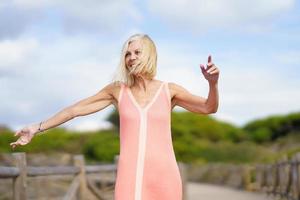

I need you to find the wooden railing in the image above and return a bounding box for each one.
[0,152,188,200]
[255,152,300,200]
[0,152,117,200]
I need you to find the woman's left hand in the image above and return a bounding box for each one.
[200,55,220,84]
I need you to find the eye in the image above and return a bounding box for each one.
[125,52,130,57]
[135,50,141,55]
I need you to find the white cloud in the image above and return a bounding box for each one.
[0,0,141,38]
[11,0,53,9]
[2,34,300,131]
[154,41,300,126]
[155,41,208,92]
[147,0,295,33]
[55,0,142,33]
[275,50,300,65]
[0,38,38,66]
[65,119,113,132]
[0,35,121,131]
[213,54,300,126]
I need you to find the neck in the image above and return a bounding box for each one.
[133,75,154,91]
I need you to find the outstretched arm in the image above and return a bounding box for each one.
[10,82,115,149]
[37,82,114,131]
[172,55,219,114]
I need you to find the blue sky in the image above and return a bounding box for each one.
[1,0,299,131]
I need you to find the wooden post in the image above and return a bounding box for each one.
[279,156,288,197]
[272,160,280,195]
[292,153,300,200]
[257,164,268,192]
[262,164,268,192]
[12,152,27,200]
[178,162,187,200]
[73,155,88,200]
[242,164,253,191]
[255,164,263,191]
[266,164,275,195]
[296,153,300,200]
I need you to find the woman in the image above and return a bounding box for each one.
[10,33,219,199]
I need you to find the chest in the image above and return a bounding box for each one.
[112,84,175,110]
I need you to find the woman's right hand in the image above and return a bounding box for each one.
[10,124,40,150]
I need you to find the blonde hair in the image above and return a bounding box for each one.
[111,34,157,87]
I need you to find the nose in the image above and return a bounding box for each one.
[130,54,137,60]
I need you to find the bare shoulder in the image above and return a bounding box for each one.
[103,81,122,108]
[167,82,187,109]
[167,82,186,99]
[104,81,121,91]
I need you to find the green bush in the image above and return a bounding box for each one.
[1,110,299,164]
[243,111,300,142]
[82,130,120,163]
[171,111,247,142]
[173,139,274,164]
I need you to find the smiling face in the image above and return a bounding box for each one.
[114,34,157,86]
[125,40,143,70]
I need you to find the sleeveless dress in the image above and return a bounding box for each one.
[115,81,183,200]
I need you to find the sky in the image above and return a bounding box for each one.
[1,0,299,132]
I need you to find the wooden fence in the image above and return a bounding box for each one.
[0,152,188,200]
[254,152,300,200]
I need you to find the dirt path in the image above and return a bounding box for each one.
[187,182,274,200]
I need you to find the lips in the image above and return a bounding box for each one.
[128,61,136,67]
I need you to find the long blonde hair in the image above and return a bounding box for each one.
[111,34,157,87]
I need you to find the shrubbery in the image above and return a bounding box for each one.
[0,111,299,164]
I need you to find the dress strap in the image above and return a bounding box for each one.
[118,82,124,108]
[164,81,171,108]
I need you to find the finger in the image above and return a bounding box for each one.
[10,143,15,149]
[209,69,219,74]
[200,64,207,73]
[12,140,26,147]
[207,65,216,73]
[18,139,28,145]
[208,69,217,74]
[15,130,21,137]
[210,71,219,75]
[206,63,215,71]
[15,129,26,137]
[10,141,19,145]
[12,143,18,149]
[200,64,205,70]
[10,142,17,149]
[208,55,212,63]
[207,62,215,67]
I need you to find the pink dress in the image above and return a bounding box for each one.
[115,81,183,200]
